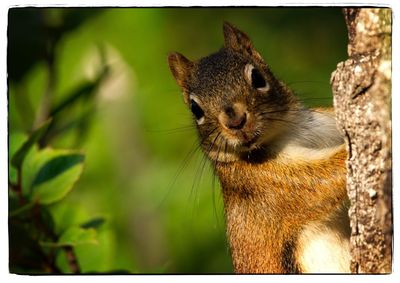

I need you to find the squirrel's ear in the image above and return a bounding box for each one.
[168,52,194,98]
[223,22,252,51]
[223,22,264,62]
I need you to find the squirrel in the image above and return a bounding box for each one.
[168,22,351,274]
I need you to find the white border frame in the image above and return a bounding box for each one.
[1,1,398,282]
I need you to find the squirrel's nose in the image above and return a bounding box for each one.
[220,105,247,130]
[225,112,247,130]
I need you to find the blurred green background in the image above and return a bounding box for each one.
[8,7,347,273]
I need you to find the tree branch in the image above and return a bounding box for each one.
[331,8,392,273]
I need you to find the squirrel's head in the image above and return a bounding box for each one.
[168,22,300,163]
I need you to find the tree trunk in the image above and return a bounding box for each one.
[331,8,392,273]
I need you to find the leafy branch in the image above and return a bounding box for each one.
[8,44,109,274]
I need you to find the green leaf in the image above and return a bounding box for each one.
[50,82,97,117]
[26,148,84,205]
[11,119,52,169]
[46,109,93,140]
[80,217,105,230]
[8,132,27,184]
[50,62,108,118]
[41,226,98,248]
[59,226,98,246]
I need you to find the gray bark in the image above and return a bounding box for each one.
[331,8,392,273]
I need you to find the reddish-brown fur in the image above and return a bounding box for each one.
[216,148,347,273]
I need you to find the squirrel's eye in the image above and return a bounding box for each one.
[190,99,204,121]
[251,68,266,89]
[244,64,269,93]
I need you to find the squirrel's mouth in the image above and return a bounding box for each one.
[206,118,264,162]
[241,134,260,149]
[219,125,261,152]
[205,130,261,163]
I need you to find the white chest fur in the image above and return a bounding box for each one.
[277,109,345,161]
[296,205,351,273]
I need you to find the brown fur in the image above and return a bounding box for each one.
[216,147,347,273]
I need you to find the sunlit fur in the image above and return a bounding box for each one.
[296,203,351,273]
[168,22,350,273]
